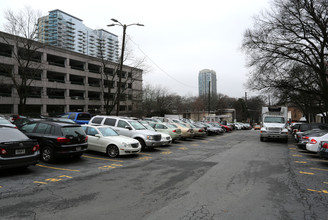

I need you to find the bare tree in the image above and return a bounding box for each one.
[242,0,328,121]
[96,31,148,115]
[1,6,43,114]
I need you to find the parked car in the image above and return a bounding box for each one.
[0,117,16,128]
[183,123,207,138]
[82,125,141,158]
[305,131,328,153]
[199,122,221,135]
[149,123,182,141]
[0,126,40,169]
[89,116,162,150]
[296,129,326,150]
[20,121,88,162]
[294,123,328,142]
[60,112,92,124]
[318,141,328,159]
[13,116,43,129]
[9,114,20,123]
[141,122,172,146]
[208,123,225,134]
[168,123,194,139]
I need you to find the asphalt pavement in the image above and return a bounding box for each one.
[1,130,328,219]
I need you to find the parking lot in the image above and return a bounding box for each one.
[0,132,229,196]
[1,130,328,219]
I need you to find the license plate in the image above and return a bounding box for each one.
[15,149,25,155]
[76,147,81,151]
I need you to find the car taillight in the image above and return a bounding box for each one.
[0,148,7,155]
[302,136,309,140]
[310,139,317,144]
[322,143,328,149]
[199,129,203,132]
[321,142,328,148]
[57,137,71,143]
[172,130,176,133]
[85,136,88,141]
[32,144,40,152]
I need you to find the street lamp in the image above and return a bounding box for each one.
[107,19,144,116]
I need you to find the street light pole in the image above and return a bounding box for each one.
[107,19,144,116]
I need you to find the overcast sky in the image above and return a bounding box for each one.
[0,0,271,98]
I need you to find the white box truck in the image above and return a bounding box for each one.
[260,106,289,142]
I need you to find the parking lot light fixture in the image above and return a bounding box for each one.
[107,19,144,116]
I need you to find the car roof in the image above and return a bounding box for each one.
[27,120,81,127]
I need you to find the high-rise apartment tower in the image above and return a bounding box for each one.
[198,69,217,97]
[37,9,119,62]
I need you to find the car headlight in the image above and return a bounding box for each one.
[147,135,154,140]
[122,142,128,148]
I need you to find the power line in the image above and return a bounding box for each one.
[127,36,198,89]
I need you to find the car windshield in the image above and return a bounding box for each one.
[61,126,85,137]
[143,124,156,131]
[98,127,118,136]
[178,123,188,128]
[167,124,177,128]
[129,120,146,130]
[0,128,29,142]
[264,117,285,123]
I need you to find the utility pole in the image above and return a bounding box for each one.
[107,19,144,116]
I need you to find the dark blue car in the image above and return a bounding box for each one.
[60,112,91,124]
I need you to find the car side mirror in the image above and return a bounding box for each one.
[95,134,101,137]
[125,126,132,130]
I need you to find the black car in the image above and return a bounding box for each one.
[0,126,40,169]
[318,141,328,159]
[20,121,88,163]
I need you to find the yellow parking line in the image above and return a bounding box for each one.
[33,181,48,185]
[323,182,328,184]
[307,159,328,163]
[299,171,314,175]
[310,168,328,172]
[82,155,123,162]
[36,164,80,172]
[289,147,297,149]
[292,154,302,157]
[307,189,328,194]
[0,186,2,188]
[294,161,307,164]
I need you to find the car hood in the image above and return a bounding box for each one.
[135,130,161,136]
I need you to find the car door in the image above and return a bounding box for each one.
[85,127,102,152]
[115,120,133,137]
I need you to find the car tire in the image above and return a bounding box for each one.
[41,146,55,163]
[260,137,264,142]
[107,145,119,158]
[136,138,147,151]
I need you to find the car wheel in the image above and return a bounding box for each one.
[136,138,147,151]
[41,146,55,163]
[107,145,119,158]
[260,137,264,142]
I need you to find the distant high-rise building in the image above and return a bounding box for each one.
[37,9,119,62]
[198,69,217,97]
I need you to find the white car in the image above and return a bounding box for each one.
[305,131,328,153]
[140,122,172,146]
[82,125,141,158]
